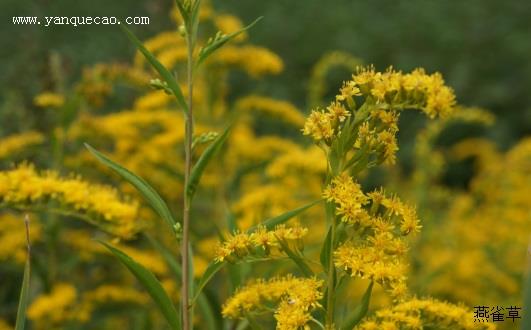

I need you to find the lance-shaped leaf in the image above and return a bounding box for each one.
[320,226,333,271]
[196,17,262,68]
[189,0,201,39]
[15,248,30,330]
[101,241,181,330]
[187,125,231,201]
[174,0,190,27]
[119,22,188,113]
[247,199,323,233]
[85,144,177,230]
[341,281,373,329]
[147,236,218,330]
[192,261,225,305]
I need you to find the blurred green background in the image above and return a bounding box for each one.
[1,0,530,146]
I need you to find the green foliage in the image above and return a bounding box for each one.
[85,144,177,231]
[100,241,181,330]
[341,281,373,330]
[196,17,262,68]
[247,199,322,232]
[119,21,189,113]
[187,125,231,202]
[14,249,30,330]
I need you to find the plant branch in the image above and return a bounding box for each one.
[181,17,196,330]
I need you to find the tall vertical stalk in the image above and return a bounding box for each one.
[325,220,336,326]
[325,159,342,326]
[182,27,195,330]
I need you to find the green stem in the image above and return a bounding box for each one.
[311,317,325,330]
[181,23,195,330]
[325,216,336,326]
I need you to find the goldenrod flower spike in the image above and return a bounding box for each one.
[356,297,496,330]
[214,224,308,263]
[222,276,323,330]
[27,283,77,324]
[0,163,140,239]
[303,66,456,166]
[0,132,44,160]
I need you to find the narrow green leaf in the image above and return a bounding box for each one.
[192,261,225,304]
[189,0,202,40]
[196,17,262,68]
[85,144,177,230]
[187,125,231,201]
[276,238,314,277]
[174,0,189,26]
[15,255,30,330]
[15,215,31,330]
[247,199,323,233]
[119,22,188,112]
[320,226,333,271]
[341,281,374,329]
[100,241,181,330]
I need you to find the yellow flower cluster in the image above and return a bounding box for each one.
[301,101,351,142]
[70,110,186,152]
[356,297,496,330]
[416,137,531,306]
[132,90,174,111]
[230,183,298,230]
[353,66,456,118]
[115,244,168,275]
[0,213,41,263]
[214,225,308,263]
[222,275,323,330]
[77,63,150,107]
[67,109,205,200]
[235,95,306,127]
[0,131,44,160]
[325,174,420,233]
[334,243,408,299]
[33,92,65,108]
[87,284,148,304]
[228,125,299,164]
[0,164,140,238]
[303,66,456,165]
[323,174,369,224]
[324,174,420,299]
[213,45,284,77]
[266,146,327,179]
[27,283,78,324]
[134,31,186,68]
[76,285,149,322]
